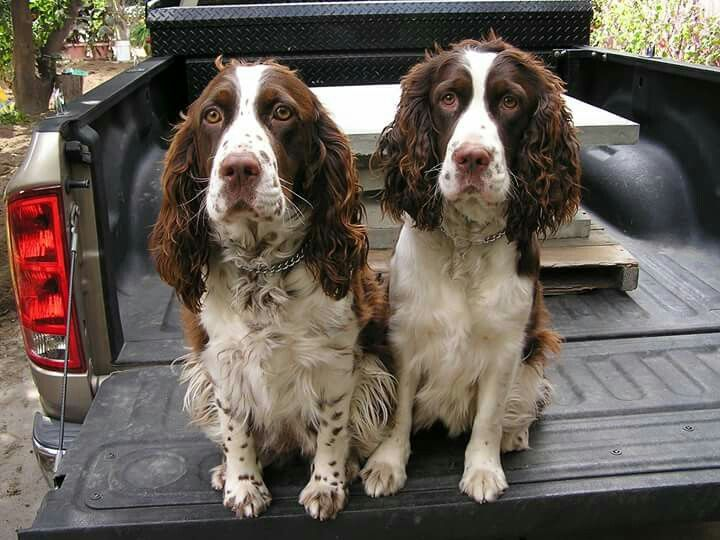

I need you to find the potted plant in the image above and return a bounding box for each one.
[86,0,113,60]
[107,0,133,62]
[90,22,114,60]
[130,18,151,57]
[63,21,88,60]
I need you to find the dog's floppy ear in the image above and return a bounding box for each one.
[150,109,211,313]
[303,98,369,300]
[506,53,581,243]
[374,52,443,230]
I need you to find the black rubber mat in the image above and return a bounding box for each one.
[25,333,720,538]
[147,1,592,57]
[547,232,720,341]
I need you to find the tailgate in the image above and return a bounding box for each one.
[21,333,720,539]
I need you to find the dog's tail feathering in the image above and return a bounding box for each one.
[178,353,220,437]
[349,352,397,459]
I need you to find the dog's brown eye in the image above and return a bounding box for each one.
[204,108,222,124]
[273,105,293,121]
[502,95,518,109]
[441,92,457,107]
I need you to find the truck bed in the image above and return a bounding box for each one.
[114,221,720,364]
[24,327,720,539]
[20,16,720,537]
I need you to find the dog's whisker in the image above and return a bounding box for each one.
[279,178,314,209]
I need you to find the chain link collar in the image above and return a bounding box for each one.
[233,244,305,275]
[440,221,506,245]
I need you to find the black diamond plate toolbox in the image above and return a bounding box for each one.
[147,1,592,58]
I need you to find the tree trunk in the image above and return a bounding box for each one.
[10,0,50,115]
[10,0,85,115]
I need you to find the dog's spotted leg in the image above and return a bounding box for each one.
[361,360,420,497]
[299,362,355,521]
[215,398,271,518]
[460,346,524,504]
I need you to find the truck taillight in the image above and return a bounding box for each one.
[7,190,85,372]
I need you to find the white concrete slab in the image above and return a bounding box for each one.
[312,84,639,155]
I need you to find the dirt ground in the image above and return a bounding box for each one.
[0,60,132,540]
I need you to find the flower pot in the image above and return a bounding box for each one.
[113,40,132,62]
[91,43,111,60]
[64,43,87,60]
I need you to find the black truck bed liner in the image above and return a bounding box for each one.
[23,333,720,539]
[114,221,720,364]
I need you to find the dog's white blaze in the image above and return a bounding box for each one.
[454,51,498,143]
[207,65,283,226]
[438,50,510,219]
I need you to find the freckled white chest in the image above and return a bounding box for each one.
[390,224,534,432]
[199,262,359,430]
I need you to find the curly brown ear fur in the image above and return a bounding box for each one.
[304,100,369,300]
[149,113,211,313]
[506,55,581,242]
[373,54,443,230]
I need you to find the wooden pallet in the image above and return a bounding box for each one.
[367,224,639,295]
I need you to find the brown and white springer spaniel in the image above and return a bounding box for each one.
[361,37,581,503]
[150,58,395,520]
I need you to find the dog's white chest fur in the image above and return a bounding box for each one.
[199,262,359,454]
[390,222,534,435]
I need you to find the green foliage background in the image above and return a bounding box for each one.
[0,0,12,83]
[0,0,70,83]
[592,0,720,67]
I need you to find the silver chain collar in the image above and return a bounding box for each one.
[234,244,305,275]
[440,221,507,245]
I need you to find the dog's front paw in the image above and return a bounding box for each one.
[459,462,508,504]
[501,426,530,453]
[360,455,407,498]
[224,475,272,518]
[299,477,348,521]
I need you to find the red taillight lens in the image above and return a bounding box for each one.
[8,190,85,372]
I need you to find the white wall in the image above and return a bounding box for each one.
[699,0,720,17]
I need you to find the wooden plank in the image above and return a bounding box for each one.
[312,84,639,156]
[367,226,639,294]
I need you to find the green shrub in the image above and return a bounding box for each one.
[592,0,720,67]
[0,102,29,124]
[0,0,71,83]
[0,0,12,83]
[31,0,71,50]
[130,18,149,51]
[86,0,113,44]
